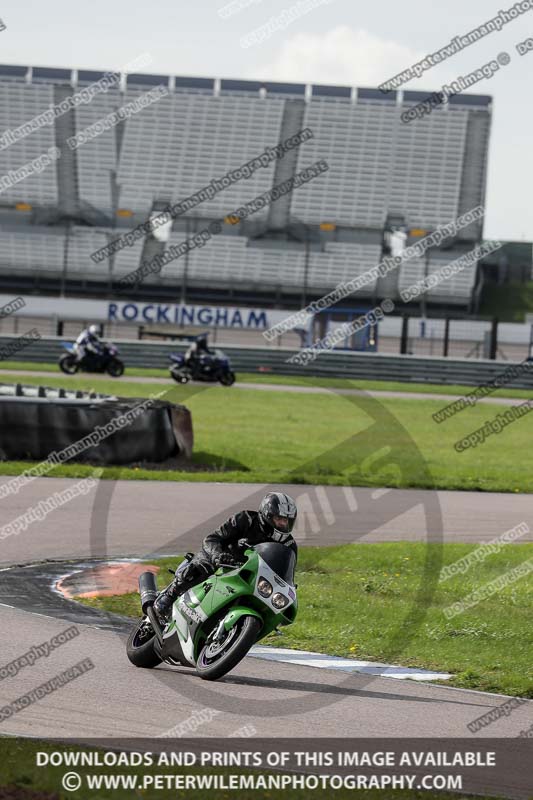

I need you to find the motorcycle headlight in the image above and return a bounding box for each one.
[257,578,273,597]
[272,592,289,609]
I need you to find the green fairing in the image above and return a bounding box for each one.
[192,549,297,653]
[130,543,297,681]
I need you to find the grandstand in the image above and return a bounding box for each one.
[0,64,493,312]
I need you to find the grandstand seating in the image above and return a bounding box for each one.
[0,65,493,307]
[0,225,474,302]
[0,82,58,206]
[75,89,121,214]
[397,249,477,303]
[117,89,285,218]
[0,228,63,275]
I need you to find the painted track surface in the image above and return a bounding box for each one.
[0,476,531,744]
[0,368,531,407]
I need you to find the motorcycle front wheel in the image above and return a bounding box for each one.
[106,358,125,378]
[196,615,262,681]
[59,354,79,375]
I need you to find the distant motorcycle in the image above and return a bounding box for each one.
[59,342,125,377]
[169,350,235,386]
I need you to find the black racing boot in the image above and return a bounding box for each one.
[153,556,213,624]
[153,586,178,624]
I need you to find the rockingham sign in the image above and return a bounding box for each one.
[108,301,270,329]
[0,294,298,333]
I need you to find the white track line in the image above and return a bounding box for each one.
[249,645,452,681]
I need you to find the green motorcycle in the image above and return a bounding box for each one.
[126,541,297,681]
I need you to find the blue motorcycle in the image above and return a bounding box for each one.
[169,349,235,386]
[59,342,124,377]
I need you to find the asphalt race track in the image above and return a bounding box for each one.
[0,476,532,745]
[0,479,532,568]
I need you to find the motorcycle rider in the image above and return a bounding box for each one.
[184,333,212,375]
[154,492,298,622]
[74,324,102,364]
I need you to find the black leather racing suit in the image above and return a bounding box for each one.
[185,339,212,372]
[162,510,298,602]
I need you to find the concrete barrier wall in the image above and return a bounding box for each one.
[2,335,533,389]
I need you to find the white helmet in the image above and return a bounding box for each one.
[88,324,99,336]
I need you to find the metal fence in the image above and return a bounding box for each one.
[2,335,533,389]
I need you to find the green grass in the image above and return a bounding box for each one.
[0,738,500,800]
[78,543,533,698]
[0,372,531,492]
[2,359,533,399]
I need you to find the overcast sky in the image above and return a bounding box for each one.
[1,0,531,240]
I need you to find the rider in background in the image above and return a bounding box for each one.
[74,324,102,363]
[185,333,213,372]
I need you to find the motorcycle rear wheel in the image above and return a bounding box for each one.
[170,368,190,384]
[196,615,261,681]
[59,354,79,375]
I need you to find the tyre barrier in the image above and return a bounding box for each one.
[0,383,193,465]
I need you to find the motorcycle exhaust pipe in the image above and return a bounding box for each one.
[139,571,158,613]
[138,571,163,646]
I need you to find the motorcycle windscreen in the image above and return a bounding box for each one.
[254,542,296,584]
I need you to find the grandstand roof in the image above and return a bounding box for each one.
[0,64,493,105]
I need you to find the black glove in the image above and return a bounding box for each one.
[214,552,241,568]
